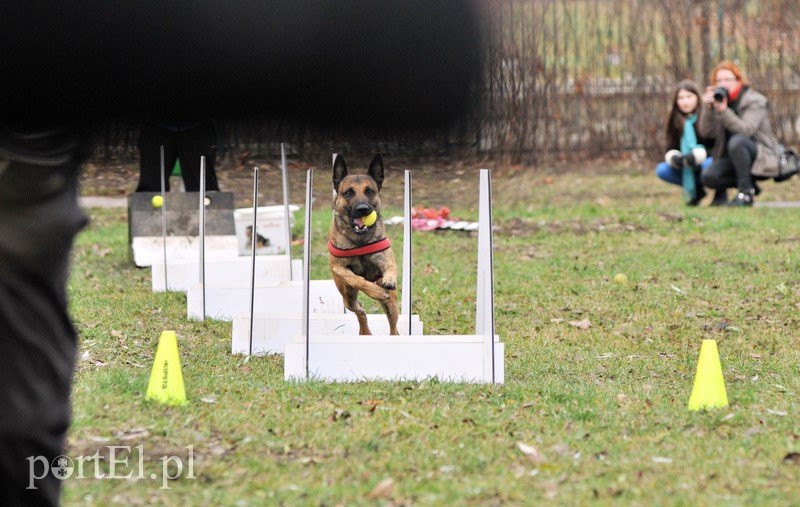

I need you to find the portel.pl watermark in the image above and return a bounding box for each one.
[27,445,195,490]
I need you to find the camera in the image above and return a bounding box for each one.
[713,86,729,102]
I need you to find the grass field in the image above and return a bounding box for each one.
[63,165,800,505]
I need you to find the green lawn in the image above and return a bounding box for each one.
[64,166,800,505]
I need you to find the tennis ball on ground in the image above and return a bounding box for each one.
[363,210,377,226]
[151,195,163,208]
[613,273,628,285]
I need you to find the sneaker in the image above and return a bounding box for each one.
[727,192,754,207]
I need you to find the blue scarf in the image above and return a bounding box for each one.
[680,114,700,155]
[680,114,704,202]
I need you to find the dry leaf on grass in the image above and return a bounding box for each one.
[516,441,545,464]
[366,478,395,499]
[568,318,591,330]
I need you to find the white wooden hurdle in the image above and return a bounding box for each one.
[152,256,301,292]
[182,144,306,320]
[231,313,424,355]
[284,168,504,384]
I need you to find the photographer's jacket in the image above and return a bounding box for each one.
[697,85,780,162]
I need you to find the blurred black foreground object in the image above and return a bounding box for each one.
[0,0,483,128]
[0,4,482,503]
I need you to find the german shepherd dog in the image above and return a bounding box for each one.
[328,154,399,335]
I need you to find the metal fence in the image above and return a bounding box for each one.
[479,0,800,163]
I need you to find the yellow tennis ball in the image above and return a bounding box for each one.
[151,195,163,208]
[363,210,377,226]
[613,273,628,285]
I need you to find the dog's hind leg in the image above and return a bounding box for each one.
[379,291,399,335]
[340,286,372,335]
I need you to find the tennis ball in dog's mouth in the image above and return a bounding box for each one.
[362,210,377,226]
[151,195,163,208]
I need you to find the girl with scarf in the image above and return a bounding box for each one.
[656,80,718,206]
[698,61,780,206]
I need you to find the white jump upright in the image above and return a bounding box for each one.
[158,145,168,291]
[284,168,504,383]
[401,169,413,335]
[198,155,207,320]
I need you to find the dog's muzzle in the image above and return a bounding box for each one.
[351,204,374,233]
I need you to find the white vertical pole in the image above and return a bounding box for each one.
[402,170,413,335]
[301,168,314,378]
[280,143,294,279]
[199,156,206,321]
[159,145,168,291]
[248,167,259,355]
[476,169,496,383]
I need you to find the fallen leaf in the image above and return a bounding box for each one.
[568,318,591,330]
[116,428,150,441]
[744,426,761,438]
[366,478,395,499]
[516,441,545,464]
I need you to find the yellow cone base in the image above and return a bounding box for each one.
[146,331,187,406]
[688,339,729,411]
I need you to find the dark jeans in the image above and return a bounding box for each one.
[136,121,219,192]
[702,134,758,192]
[0,161,86,506]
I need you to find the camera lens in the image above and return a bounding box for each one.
[713,87,728,102]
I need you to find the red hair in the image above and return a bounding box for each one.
[710,60,749,85]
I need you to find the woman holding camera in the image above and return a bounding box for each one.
[656,80,718,206]
[698,60,780,206]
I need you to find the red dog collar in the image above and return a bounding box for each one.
[328,237,391,258]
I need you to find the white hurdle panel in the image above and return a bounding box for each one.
[232,313,423,355]
[284,168,504,384]
[152,255,301,292]
[188,279,343,321]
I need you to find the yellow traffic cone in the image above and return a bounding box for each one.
[688,339,729,411]
[146,331,187,406]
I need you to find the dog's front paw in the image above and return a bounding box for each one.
[365,283,390,301]
[379,276,397,291]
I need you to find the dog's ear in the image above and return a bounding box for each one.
[367,154,384,190]
[332,154,348,191]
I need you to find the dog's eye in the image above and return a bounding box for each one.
[343,189,355,198]
[365,188,375,196]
